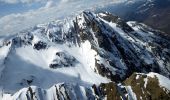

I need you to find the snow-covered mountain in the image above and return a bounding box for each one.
[100,0,170,35]
[0,11,170,100]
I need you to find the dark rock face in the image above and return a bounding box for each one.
[33,41,47,50]
[12,32,34,47]
[95,59,122,82]
[99,82,122,100]
[19,75,35,86]
[49,52,77,69]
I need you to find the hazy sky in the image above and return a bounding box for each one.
[0,0,118,36]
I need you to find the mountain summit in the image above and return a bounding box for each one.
[0,11,170,100]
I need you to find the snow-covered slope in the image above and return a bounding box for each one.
[101,0,170,35]
[2,73,170,100]
[2,83,99,100]
[0,11,170,99]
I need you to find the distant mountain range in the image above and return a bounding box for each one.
[99,0,170,35]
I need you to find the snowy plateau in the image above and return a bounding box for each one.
[0,11,170,100]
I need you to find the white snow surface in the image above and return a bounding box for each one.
[144,77,148,88]
[0,39,109,94]
[126,86,137,100]
[1,83,94,100]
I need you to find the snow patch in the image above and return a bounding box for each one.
[126,86,137,100]
[147,72,170,90]
[144,78,148,88]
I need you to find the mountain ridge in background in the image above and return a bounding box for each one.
[99,0,170,35]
